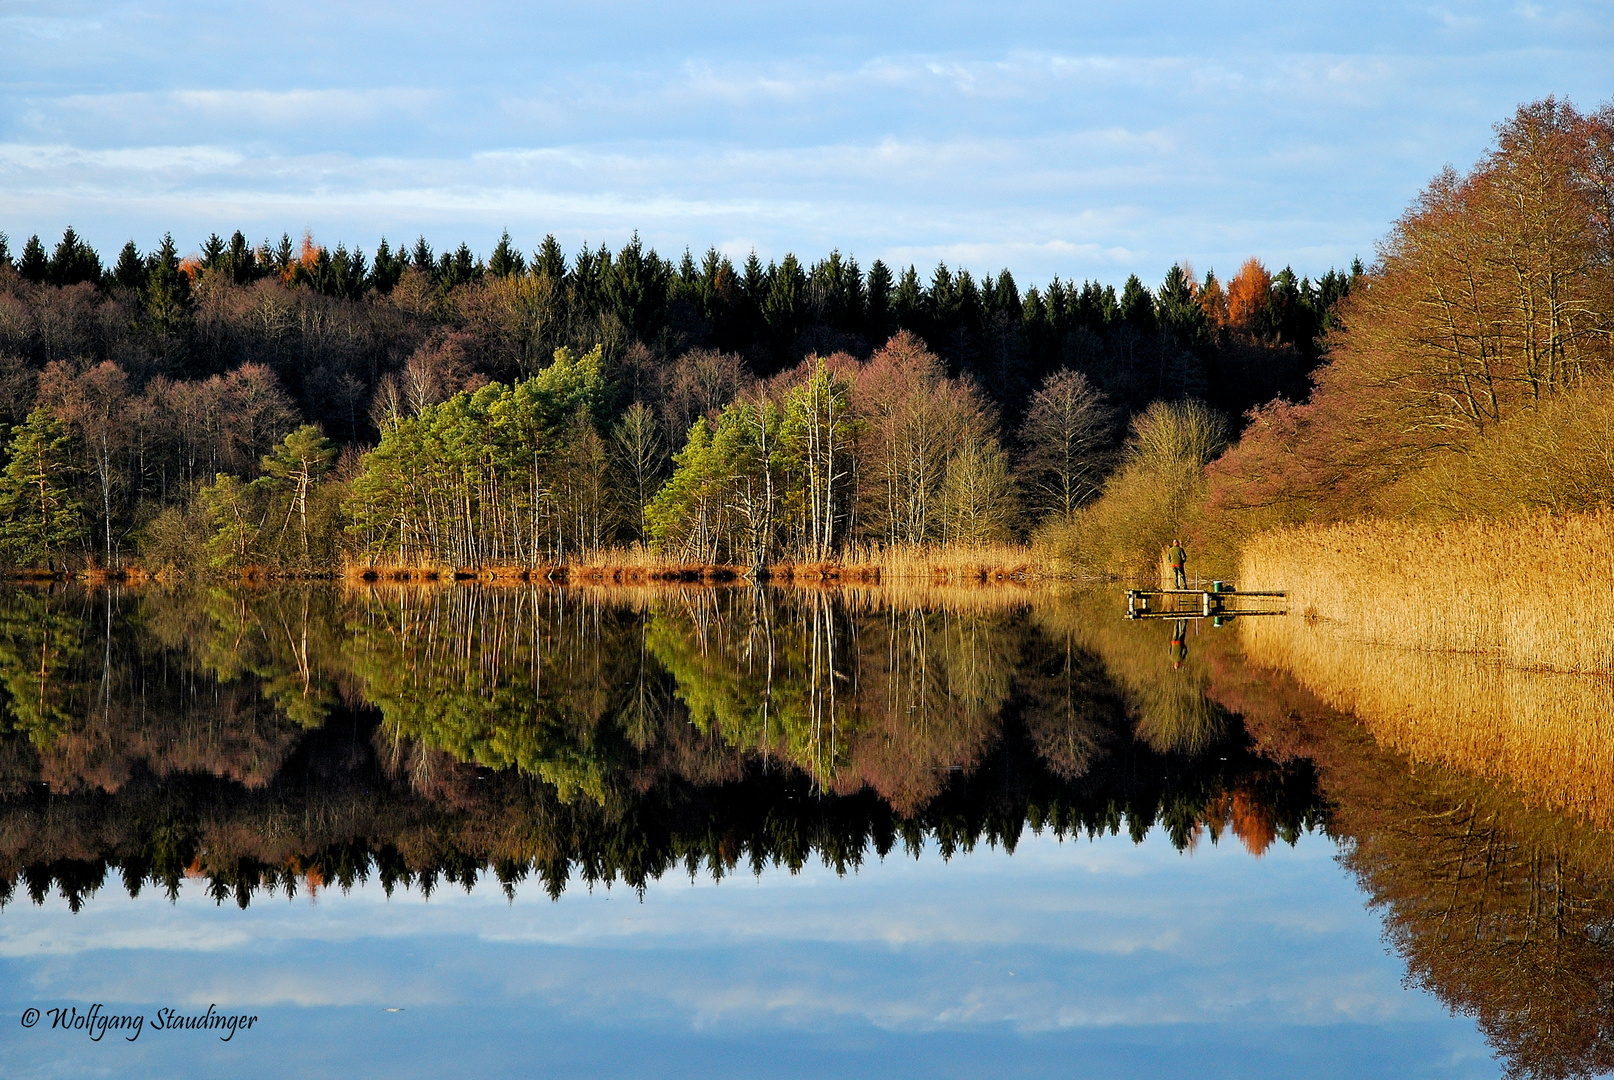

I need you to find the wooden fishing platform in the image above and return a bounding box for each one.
[1125,584,1286,622]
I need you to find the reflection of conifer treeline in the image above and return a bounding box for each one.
[0,704,1321,913]
[1210,634,1614,1080]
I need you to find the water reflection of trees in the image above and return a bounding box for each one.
[0,588,315,792]
[1214,635,1614,1080]
[9,584,1612,1075]
[0,712,1320,912]
[0,583,1322,914]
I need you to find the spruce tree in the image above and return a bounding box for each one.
[17,235,48,283]
[489,230,525,278]
[48,227,102,286]
[1119,274,1155,330]
[141,233,191,334]
[112,242,147,290]
[893,265,923,333]
[0,407,83,567]
[533,235,566,280]
[273,233,295,277]
[199,232,227,269]
[864,259,894,341]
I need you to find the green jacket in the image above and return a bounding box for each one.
[1167,545,1186,568]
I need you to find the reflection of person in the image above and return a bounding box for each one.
[1167,539,1188,589]
[1170,619,1188,670]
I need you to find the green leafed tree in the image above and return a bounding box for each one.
[0,407,85,567]
[199,473,261,571]
[260,424,338,562]
[16,235,48,284]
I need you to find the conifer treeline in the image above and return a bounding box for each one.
[0,221,1356,569]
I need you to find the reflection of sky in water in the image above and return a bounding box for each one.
[0,829,1494,1079]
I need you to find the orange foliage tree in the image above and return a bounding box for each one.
[1225,257,1272,339]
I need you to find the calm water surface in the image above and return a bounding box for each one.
[0,586,1602,1078]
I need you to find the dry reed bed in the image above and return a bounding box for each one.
[1239,510,1614,673]
[1241,614,1614,827]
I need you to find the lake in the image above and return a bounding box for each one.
[0,584,1605,1079]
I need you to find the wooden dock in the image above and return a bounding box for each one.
[1125,584,1286,622]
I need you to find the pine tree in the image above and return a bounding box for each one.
[273,233,296,277]
[533,235,566,280]
[199,232,227,269]
[865,259,894,341]
[48,227,102,286]
[1119,274,1155,331]
[223,230,258,284]
[368,237,408,293]
[893,265,923,333]
[0,408,84,567]
[140,233,191,341]
[762,254,805,351]
[260,424,337,560]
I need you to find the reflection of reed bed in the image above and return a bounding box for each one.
[1241,614,1614,827]
[1215,645,1614,1078]
[1240,511,1614,673]
[339,577,1045,616]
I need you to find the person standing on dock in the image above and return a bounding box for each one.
[1167,539,1188,589]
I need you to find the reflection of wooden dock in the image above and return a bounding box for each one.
[1125,585,1286,622]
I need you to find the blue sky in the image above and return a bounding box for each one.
[1,1,1610,287]
[0,830,1498,1079]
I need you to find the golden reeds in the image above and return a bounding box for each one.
[1239,510,1614,673]
[838,541,1034,583]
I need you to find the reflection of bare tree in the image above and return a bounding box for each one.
[1016,633,1119,780]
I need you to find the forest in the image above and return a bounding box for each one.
[0,96,1607,579]
[0,178,1353,573]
